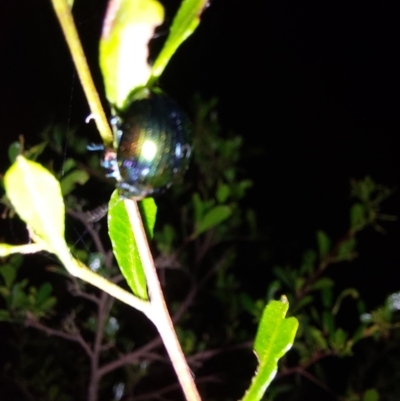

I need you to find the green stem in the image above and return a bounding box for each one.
[125,199,201,401]
[50,0,113,147]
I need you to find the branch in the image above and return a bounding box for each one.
[25,315,93,358]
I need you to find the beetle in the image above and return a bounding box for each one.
[101,89,192,199]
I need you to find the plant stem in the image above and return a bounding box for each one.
[125,199,201,401]
[50,0,113,147]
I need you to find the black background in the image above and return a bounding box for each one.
[0,0,400,398]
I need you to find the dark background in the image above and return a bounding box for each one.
[1,0,399,301]
[0,0,400,398]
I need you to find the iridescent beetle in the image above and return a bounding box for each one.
[100,89,192,199]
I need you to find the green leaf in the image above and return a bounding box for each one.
[193,205,232,237]
[60,169,89,195]
[4,156,65,249]
[8,142,21,163]
[108,190,148,299]
[139,198,157,238]
[149,0,209,85]
[0,310,12,322]
[99,0,164,108]
[308,327,328,350]
[337,237,356,261]
[0,265,17,288]
[350,203,366,229]
[311,278,334,292]
[316,230,331,259]
[216,183,230,203]
[241,298,298,401]
[363,389,379,401]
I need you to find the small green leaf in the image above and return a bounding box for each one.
[241,297,298,401]
[309,327,328,350]
[322,310,335,335]
[139,198,157,238]
[216,183,230,203]
[193,205,232,237]
[0,265,17,289]
[4,156,65,248]
[108,191,148,300]
[337,237,356,261]
[8,142,21,163]
[0,310,12,322]
[149,0,209,84]
[350,203,366,229]
[36,283,54,304]
[60,169,89,195]
[316,230,331,259]
[363,389,379,401]
[311,278,334,292]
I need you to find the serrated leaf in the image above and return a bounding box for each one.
[60,169,89,195]
[4,156,65,248]
[193,205,232,237]
[99,0,164,108]
[149,0,209,84]
[316,230,331,259]
[108,190,148,300]
[241,298,298,401]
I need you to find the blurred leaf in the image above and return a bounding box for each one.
[4,156,65,249]
[330,328,347,353]
[149,0,209,84]
[216,183,230,203]
[311,278,334,292]
[300,250,316,275]
[241,298,298,401]
[24,141,48,161]
[316,230,331,259]
[8,142,21,163]
[193,205,232,238]
[322,311,335,335]
[139,198,157,238]
[60,158,76,174]
[291,295,313,314]
[363,389,379,401]
[350,203,366,229]
[60,169,89,195]
[0,310,12,322]
[108,191,148,300]
[337,237,356,261]
[0,264,17,289]
[36,283,54,304]
[321,286,333,309]
[99,0,164,108]
[309,327,328,350]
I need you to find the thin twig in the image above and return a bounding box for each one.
[26,316,93,358]
[50,0,113,146]
[125,199,201,401]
